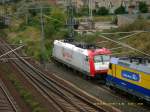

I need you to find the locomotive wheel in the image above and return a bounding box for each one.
[83,74,91,80]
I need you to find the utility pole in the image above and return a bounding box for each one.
[66,0,75,41]
[25,8,29,24]
[1,0,5,26]
[88,0,94,29]
[89,0,93,20]
[40,6,46,66]
[2,0,5,16]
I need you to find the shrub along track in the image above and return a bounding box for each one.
[0,39,121,112]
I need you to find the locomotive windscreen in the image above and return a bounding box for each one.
[94,55,110,63]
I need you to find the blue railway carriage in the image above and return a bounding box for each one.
[106,57,150,101]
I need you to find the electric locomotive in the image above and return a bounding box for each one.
[52,40,112,78]
[106,57,150,101]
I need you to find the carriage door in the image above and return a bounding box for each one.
[83,56,90,73]
[108,58,117,77]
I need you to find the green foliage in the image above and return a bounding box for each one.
[93,16,113,22]
[12,0,22,2]
[44,7,66,39]
[112,16,118,24]
[29,6,51,17]
[95,7,109,16]
[28,17,40,28]
[115,5,126,14]
[0,30,6,38]
[16,22,28,32]
[0,0,21,4]
[75,33,98,44]
[139,2,148,13]
[0,17,7,29]
[78,6,89,16]
[8,6,67,61]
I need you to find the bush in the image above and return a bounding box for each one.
[28,5,51,17]
[95,7,109,16]
[112,16,118,24]
[0,17,7,29]
[115,5,126,14]
[44,8,66,39]
[139,2,148,13]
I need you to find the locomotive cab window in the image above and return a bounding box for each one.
[94,55,110,63]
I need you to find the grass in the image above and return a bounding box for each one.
[5,6,67,61]
[77,15,113,22]
[93,15,113,22]
[6,17,45,60]
[7,25,42,60]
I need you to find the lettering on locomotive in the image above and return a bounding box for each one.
[121,70,140,82]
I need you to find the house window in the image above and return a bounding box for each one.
[95,2,99,8]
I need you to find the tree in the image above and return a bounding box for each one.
[96,7,109,16]
[139,1,148,13]
[78,6,89,16]
[115,5,126,14]
[0,17,7,29]
[44,8,66,39]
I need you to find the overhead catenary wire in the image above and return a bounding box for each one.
[101,30,149,35]
[96,30,150,46]
[118,31,144,40]
[98,34,150,57]
[111,51,135,56]
[97,41,109,44]
[110,47,123,51]
[44,15,64,23]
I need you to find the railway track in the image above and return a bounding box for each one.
[46,62,150,112]
[0,79,18,112]
[0,39,120,112]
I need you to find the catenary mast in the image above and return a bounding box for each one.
[66,0,75,41]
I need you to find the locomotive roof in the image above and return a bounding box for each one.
[110,57,150,74]
[63,39,96,49]
[54,40,111,55]
[54,40,88,55]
